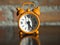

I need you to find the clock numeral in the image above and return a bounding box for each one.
[22,19,24,21]
[25,27,26,30]
[22,25,24,27]
[33,24,36,27]
[33,17,35,19]
[34,20,37,24]
[32,27,33,30]
[25,16,26,18]
[31,16,32,18]
[27,15,30,18]
[21,21,23,24]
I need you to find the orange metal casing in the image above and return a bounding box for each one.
[16,2,40,35]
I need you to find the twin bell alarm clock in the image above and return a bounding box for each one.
[16,2,40,35]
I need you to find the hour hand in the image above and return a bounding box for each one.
[27,21,32,29]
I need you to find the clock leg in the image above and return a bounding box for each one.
[36,30,39,35]
[33,30,39,36]
[19,32,23,37]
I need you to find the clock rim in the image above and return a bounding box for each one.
[18,11,40,34]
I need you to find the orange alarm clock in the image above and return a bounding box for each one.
[16,2,40,35]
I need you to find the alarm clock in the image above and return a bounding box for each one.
[16,2,40,35]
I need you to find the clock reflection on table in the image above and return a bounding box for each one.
[19,35,40,45]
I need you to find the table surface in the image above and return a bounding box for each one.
[0,26,60,45]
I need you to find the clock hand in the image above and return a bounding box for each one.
[26,15,33,30]
[27,21,32,30]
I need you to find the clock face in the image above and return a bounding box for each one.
[19,14,38,32]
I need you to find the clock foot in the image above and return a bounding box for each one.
[36,31,39,35]
[33,30,39,36]
[20,32,23,35]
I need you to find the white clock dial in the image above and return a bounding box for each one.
[19,14,38,32]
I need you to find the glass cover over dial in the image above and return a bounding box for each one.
[19,14,38,32]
